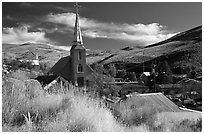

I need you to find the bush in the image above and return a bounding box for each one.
[173,118,202,132]
[3,57,50,75]
[46,92,124,132]
[39,62,51,74]
[144,111,202,132]
[3,58,33,70]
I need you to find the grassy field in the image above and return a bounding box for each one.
[2,70,202,132]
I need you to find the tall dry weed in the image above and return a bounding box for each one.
[2,70,201,132]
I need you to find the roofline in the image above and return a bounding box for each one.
[136,92,163,96]
[179,107,202,114]
[177,78,202,84]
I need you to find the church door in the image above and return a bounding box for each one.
[77,77,84,87]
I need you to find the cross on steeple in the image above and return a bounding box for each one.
[72,2,83,45]
[74,2,80,14]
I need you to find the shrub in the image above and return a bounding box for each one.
[10,70,30,80]
[39,62,51,74]
[145,111,202,132]
[49,92,124,132]
[172,118,202,132]
[3,58,33,70]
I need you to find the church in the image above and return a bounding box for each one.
[36,3,93,88]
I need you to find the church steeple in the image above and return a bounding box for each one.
[72,2,83,45]
[70,2,87,87]
[40,2,93,89]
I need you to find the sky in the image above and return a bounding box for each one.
[2,2,202,50]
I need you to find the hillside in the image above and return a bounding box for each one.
[145,26,201,48]
[96,26,202,75]
[97,26,201,64]
[2,43,110,68]
[3,43,67,67]
[2,26,202,74]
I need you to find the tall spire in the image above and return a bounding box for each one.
[72,2,83,45]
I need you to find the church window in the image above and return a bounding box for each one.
[78,64,83,72]
[79,51,82,60]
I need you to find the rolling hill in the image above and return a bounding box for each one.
[2,42,110,68]
[3,43,69,67]
[2,26,202,74]
[96,26,202,75]
[97,26,201,64]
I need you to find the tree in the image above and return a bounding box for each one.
[127,72,137,81]
[164,60,173,83]
[187,66,197,79]
[116,70,127,78]
[109,64,116,77]
[91,63,105,74]
[86,72,121,97]
[157,60,173,84]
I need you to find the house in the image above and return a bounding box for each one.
[177,78,202,100]
[128,92,181,112]
[156,84,182,95]
[132,92,201,113]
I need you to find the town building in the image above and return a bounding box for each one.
[36,3,93,88]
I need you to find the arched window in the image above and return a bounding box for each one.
[79,51,82,60]
[78,64,83,72]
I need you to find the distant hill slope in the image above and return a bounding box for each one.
[2,43,109,68]
[145,26,201,48]
[97,26,201,73]
[3,43,69,67]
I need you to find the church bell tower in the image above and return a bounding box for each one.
[70,2,87,87]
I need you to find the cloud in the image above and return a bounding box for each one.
[19,2,35,8]
[19,2,72,12]
[2,25,50,44]
[2,25,72,51]
[46,13,176,46]
[55,6,72,12]
[5,15,15,21]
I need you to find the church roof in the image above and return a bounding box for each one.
[49,56,72,81]
[35,75,69,90]
[35,75,60,86]
[48,56,93,81]
[87,64,94,74]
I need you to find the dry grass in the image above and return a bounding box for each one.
[112,94,166,126]
[2,70,202,132]
[150,111,202,131]
[109,93,202,132]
